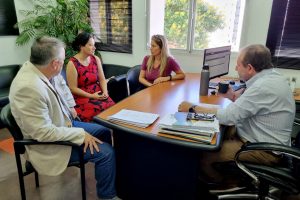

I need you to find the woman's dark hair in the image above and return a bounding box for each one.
[71,32,94,51]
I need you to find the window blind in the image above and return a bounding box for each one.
[266,0,300,69]
[89,0,132,53]
[0,0,18,35]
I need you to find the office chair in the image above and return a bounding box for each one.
[210,140,300,200]
[126,65,145,96]
[208,108,300,200]
[0,104,87,200]
[292,101,300,140]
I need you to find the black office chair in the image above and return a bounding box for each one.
[0,104,87,200]
[210,140,300,200]
[126,65,145,96]
[292,101,300,141]
[208,109,300,200]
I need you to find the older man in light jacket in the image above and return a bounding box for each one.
[9,36,120,200]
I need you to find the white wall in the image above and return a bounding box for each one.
[1,0,300,86]
[0,36,30,65]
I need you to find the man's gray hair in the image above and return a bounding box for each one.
[240,44,273,72]
[30,36,66,66]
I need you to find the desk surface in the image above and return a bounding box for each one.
[294,88,300,101]
[94,73,232,150]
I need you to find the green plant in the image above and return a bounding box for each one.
[15,0,94,63]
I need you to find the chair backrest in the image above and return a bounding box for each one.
[292,101,300,139]
[0,65,21,109]
[292,128,300,181]
[0,65,20,89]
[0,104,26,154]
[0,104,23,141]
[126,65,145,96]
[102,64,130,79]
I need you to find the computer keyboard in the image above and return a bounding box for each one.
[209,82,218,89]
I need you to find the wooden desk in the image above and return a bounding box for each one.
[294,88,300,101]
[94,73,231,200]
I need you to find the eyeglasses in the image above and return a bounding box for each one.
[186,112,215,121]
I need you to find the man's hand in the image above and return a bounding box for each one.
[83,132,103,155]
[218,87,235,101]
[178,101,194,112]
[234,87,246,100]
[178,101,218,114]
[218,86,245,102]
[70,107,77,118]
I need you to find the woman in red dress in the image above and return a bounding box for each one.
[66,32,115,122]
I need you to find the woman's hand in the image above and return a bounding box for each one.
[153,76,170,85]
[102,91,109,99]
[91,92,108,100]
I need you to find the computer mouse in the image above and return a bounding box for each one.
[229,80,235,85]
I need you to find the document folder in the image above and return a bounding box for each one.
[108,109,159,128]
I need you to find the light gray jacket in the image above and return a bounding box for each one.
[9,61,85,176]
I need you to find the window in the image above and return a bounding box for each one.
[89,0,132,53]
[266,0,300,70]
[148,0,245,52]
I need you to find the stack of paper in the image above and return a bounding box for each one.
[158,112,219,143]
[108,109,159,128]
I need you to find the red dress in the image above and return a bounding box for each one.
[70,56,115,122]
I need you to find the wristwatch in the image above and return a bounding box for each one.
[189,105,197,113]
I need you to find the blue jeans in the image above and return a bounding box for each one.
[69,120,116,199]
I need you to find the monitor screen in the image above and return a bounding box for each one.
[203,46,231,79]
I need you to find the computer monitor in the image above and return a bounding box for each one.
[203,45,231,79]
